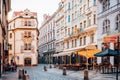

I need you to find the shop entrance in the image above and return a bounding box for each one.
[24,58,31,66]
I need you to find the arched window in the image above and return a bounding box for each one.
[102,19,110,34]
[115,14,120,30]
[102,0,110,11]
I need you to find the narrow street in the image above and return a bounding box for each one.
[0,64,119,80]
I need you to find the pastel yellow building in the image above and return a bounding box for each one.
[8,9,38,66]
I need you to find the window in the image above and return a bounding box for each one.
[102,19,110,34]
[65,27,67,36]
[9,44,12,50]
[68,28,70,35]
[84,20,86,28]
[94,0,96,5]
[83,5,86,13]
[67,41,69,49]
[80,8,82,15]
[116,14,120,30]
[75,39,77,47]
[24,43,31,50]
[24,21,27,26]
[72,13,74,21]
[83,36,86,45]
[90,34,94,43]
[28,21,31,26]
[72,27,74,33]
[75,11,77,19]
[24,31,31,38]
[10,33,12,38]
[88,15,91,26]
[24,21,32,26]
[80,22,82,28]
[103,0,110,11]
[80,37,82,46]
[94,14,96,24]
[68,15,70,22]
[80,0,82,3]
[28,32,31,37]
[72,40,74,48]
[24,32,27,37]
[72,0,74,8]
[68,2,70,10]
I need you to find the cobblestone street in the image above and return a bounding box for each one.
[0,64,120,80]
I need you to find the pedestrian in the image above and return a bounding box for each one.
[14,61,17,72]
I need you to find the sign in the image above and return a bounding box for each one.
[103,36,117,43]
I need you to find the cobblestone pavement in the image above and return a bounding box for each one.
[0,64,120,80]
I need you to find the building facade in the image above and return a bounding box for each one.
[38,0,99,66]
[97,0,120,65]
[38,14,56,64]
[8,9,38,66]
[53,0,99,65]
[0,0,11,76]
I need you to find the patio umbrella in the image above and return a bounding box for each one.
[94,48,119,57]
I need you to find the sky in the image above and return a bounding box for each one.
[8,0,60,28]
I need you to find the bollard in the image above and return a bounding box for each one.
[84,69,89,80]
[23,74,30,80]
[50,65,52,68]
[63,67,67,75]
[18,69,24,79]
[44,66,47,71]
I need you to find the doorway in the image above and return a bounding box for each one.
[24,58,31,66]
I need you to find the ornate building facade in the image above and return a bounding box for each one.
[0,0,11,76]
[53,0,99,64]
[97,0,120,65]
[8,9,38,66]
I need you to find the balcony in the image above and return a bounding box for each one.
[98,3,120,18]
[85,6,97,15]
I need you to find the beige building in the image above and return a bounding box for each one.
[8,9,38,66]
[0,0,11,76]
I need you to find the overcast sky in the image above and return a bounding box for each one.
[8,0,60,28]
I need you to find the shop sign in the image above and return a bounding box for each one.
[103,36,117,43]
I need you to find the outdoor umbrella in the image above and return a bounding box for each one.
[94,48,119,57]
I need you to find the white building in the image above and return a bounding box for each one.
[8,9,39,66]
[53,0,99,65]
[38,13,56,63]
[97,0,120,65]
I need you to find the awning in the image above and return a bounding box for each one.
[77,49,101,58]
[53,51,73,57]
[94,48,120,57]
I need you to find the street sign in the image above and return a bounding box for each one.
[103,36,117,43]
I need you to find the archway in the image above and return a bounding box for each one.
[24,58,31,66]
